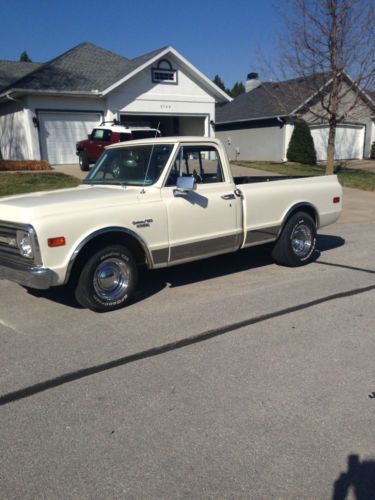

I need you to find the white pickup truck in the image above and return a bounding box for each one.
[0,137,342,311]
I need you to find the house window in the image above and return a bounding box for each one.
[152,59,177,84]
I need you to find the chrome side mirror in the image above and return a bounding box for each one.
[174,176,197,196]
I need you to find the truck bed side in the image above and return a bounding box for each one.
[237,175,342,247]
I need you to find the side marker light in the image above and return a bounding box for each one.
[48,237,66,247]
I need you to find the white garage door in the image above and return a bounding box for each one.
[310,125,365,161]
[39,111,102,164]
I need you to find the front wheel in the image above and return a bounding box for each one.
[74,245,138,312]
[272,212,316,267]
[78,151,90,171]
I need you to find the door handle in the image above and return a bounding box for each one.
[221,194,236,200]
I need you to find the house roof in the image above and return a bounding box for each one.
[0,60,42,91]
[0,43,168,95]
[0,42,231,103]
[216,74,329,124]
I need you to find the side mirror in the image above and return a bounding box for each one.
[88,134,92,140]
[174,176,197,196]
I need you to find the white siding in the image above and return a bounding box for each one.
[106,56,215,136]
[216,126,286,162]
[0,101,32,160]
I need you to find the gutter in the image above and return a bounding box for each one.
[0,88,103,100]
[215,114,290,125]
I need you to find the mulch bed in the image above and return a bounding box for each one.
[0,160,52,171]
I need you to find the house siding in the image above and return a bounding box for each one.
[0,100,32,160]
[106,57,215,136]
[216,119,286,162]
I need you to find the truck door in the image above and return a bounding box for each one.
[161,144,242,264]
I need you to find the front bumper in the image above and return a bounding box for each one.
[0,262,58,290]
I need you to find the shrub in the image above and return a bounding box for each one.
[0,160,51,171]
[371,142,375,160]
[287,119,317,165]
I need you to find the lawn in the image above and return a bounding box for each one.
[233,161,375,191]
[0,173,81,197]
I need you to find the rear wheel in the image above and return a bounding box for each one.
[79,151,90,171]
[272,212,316,267]
[74,245,138,312]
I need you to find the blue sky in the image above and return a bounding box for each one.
[0,0,281,88]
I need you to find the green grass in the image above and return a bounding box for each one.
[233,161,375,191]
[0,173,81,197]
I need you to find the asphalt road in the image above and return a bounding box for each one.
[1,218,375,498]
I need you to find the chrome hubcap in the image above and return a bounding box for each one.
[93,258,130,301]
[291,224,313,257]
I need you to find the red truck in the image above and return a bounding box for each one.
[76,121,161,171]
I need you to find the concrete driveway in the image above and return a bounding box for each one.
[1,170,375,498]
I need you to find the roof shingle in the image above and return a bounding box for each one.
[216,74,329,123]
[0,42,169,94]
[0,60,42,92]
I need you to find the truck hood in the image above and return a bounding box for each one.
[0,185,141,224]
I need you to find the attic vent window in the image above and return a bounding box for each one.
[152,59,177,84]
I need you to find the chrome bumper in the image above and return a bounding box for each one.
[0,262,58,290]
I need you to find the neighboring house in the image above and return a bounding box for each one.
[215,73,375,162]
[0,43,231,164]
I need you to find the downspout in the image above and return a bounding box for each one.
[277,116,286,162]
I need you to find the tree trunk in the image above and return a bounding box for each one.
[326,121,336,175]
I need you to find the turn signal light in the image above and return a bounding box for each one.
[48,237,66,247]
[333,197,340,204]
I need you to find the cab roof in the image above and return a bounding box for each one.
[105,136,221,149]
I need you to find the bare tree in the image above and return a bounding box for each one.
[276,0,375,174]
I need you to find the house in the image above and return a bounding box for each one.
[0,43,231,164]
[215,73,375,162]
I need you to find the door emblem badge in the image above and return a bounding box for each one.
[132,219,154,228]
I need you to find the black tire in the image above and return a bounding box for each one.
[79,151,90,171]
[272,211,316,267]
[74,245,138,312]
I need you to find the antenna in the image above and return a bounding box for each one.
[142,122,161,191]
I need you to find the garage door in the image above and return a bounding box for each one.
[310,125,365,161]
[38,111,102,164]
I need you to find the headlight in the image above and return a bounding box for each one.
[16,231,34,259]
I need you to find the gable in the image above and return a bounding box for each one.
[107,54,218,112]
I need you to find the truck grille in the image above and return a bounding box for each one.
[0,222,36,268]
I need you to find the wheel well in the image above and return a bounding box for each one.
[67,231,149,285]
[284,204,319,228]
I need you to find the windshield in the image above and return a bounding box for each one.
[83,144,174,186]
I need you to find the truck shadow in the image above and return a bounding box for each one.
[26,234,345,309]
